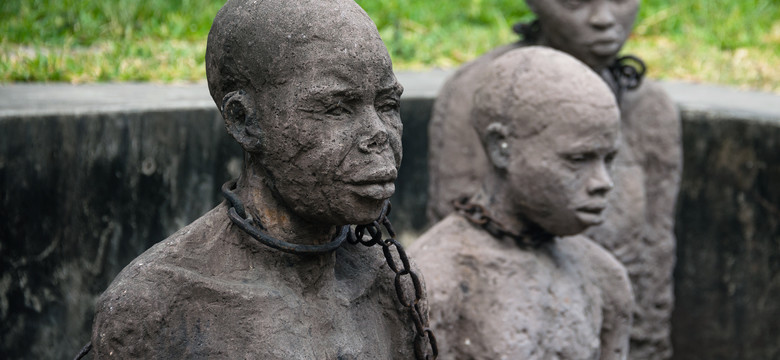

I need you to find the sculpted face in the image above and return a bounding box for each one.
[506,103,619,236]
[258,37,403,226]
[527,0,639,70]
[207,0,403,226]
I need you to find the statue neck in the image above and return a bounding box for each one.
[533,36,613,74]
[232,154,341,247]
[472,174,535,240]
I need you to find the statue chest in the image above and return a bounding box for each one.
[456,251,604,360]
[155,271,415,359]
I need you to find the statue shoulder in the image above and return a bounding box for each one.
[409,214,486,298]
[559,235,632,298]
[91,258,178,357]
[409,214,480,263]
[623,79,680,128]
[435,43,523,111]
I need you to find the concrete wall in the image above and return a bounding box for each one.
[1,78,778,359]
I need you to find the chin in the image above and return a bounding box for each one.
[336,196,388,225]
[540,220,589,237]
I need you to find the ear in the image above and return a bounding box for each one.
[222,90,262,152]
[484,122,511,171]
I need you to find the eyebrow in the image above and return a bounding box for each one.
[378,81,403,97]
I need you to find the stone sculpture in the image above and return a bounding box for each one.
[411,47,634,360]
[89,0,436,358]
[426,1,681,358]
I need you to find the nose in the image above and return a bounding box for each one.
[589,2,617,29]
[587,162,614,196]
[357,110,389,154]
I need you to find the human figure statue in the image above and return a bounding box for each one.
[88,1,436,358]
[411,47,633,360]
[426,1,681,358]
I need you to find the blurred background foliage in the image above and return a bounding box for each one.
[1,0,778,92]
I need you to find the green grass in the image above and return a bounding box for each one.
[1,0,779,92]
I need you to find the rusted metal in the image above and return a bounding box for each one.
[453,197,553,248]
[222,179,349,254]
[609,54,647,102]
[223,179,437,358]
[348,202,439,360]
[73,341,92,360]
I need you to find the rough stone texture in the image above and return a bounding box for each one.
[427,2,680,357]
[672,109,780,360]
[88,0,429,358]
[1,77,779,359]
[412,216,633,360]
[92,205,419,359]
[412,48,634,360]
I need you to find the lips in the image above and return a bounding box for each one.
[589,39,621,57]
[343,168,397,200]
[575,204,607,225]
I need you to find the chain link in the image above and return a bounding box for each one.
[453,197,552,248]
[222,180,349,254]
[348,201,439,360]
[608,54,647,103]
[222,180,437,359]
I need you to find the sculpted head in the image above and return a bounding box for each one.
[525,0,639,71]
[473,47,620,236]
[206,0,403,225]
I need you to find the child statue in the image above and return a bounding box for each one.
[427,1,681,358]
[88,0,435,358]
[411,47,633,360]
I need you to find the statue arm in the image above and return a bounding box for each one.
[91,274,168,358]
[591,243,634,360]
[636,82,682,357]
[409,234,471,359]
[600,266,634,360]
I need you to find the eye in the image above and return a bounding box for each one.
[377,99,400,114]
[325,101,351,116]
[559,0,586,8]
[605,151,618,165]
[564,152,596,164]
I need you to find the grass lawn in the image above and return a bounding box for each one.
[1,0,779,92]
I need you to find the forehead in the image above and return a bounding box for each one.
[280,39,398,93]
[514,100,619,140]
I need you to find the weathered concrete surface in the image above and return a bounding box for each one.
[672,107,780,360]
[0,95,242,358]
[1,78,779,359]
[664,84,779,360]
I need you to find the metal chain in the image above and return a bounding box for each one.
[510,20,647,105]
[78,182,436,359]
[347,201,438,360]
[223,179,437,358]
[453,197,552,248]
[73,342,92,360]
[608,54,647,104]
[222,179,349,254]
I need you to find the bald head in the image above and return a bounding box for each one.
[205,0,386,109]
[472,47,621,236]
[472,46,617,142]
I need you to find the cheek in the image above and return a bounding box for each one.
[544,164,585,204]
[616,3,640,30]
[389,129,403,167]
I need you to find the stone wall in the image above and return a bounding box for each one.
[672,109,780,360]
[1,80,778,359]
